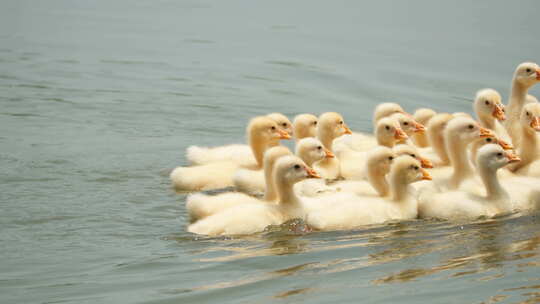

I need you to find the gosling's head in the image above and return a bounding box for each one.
[445,117,493,143]
[273,155,320,185]
[267,113,293,136]
[373,102,405,124]
[375,117,408,144]
[293,113,318,140]
[393,144,433,168]
[474,89,505,121]
[248,116,291,144]
[390,112,425,136]
[366,146,395,174]
[317,112,352,142]
[413,108,437,125]
[474,135,514,151]
[476,144,520,171]
[520,102,540,133]
[513,62,540,88]
[295,137,334,166]
[389,155,432,184]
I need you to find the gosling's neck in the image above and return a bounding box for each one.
[478,114,496,131]
[250,136,271,169]
[367,165,389,197]
[478,165,509,207]
[318,130,334,152]
[389,172,409,202]
[429,129,449,165]
[275,177,303,219]
[469,138,484,168]
[508,81,528,117]
[507,81,529,144]
[263,163,277,201]
[299,152,316,167]
[446,135,474,189]
[517,127,539,169]
[413,132,429,148]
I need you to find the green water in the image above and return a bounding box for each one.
[1,0,540,303]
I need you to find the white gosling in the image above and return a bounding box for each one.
[235,137,332,195]
[306,155,431,231]
[474,89,511,143]
[334,102,407,152]
[312,112,352,179]
[508,103,540,176]
[339,117,408,180]
[293,138,337,197]
[505,62,540,147]
[171,116,291,191]
[469,135,514,169]
[188,156,320,236]
[429,117,493,190]
[187,146,292,221]
[418,144,521,220]
[186,113,291,166]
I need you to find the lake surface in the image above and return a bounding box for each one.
[2,0,540,303]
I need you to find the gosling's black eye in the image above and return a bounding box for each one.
[404,122,409,126]
[526,112,530,116]
[313,121,317,125]
[485,100,490,105]
[271,126,276,130]
[414,166,419,170]
[502,108,506,113]
[385,125,390,130]
[497,152,503,157]
[411,154,416,158]
[294,164,301,169]
[317,146,322,150]
[339,121,344,125]
[282,123,287,127]
[486,138,492,142]
[468,125,474,129]
[388,156,393,160]
[526,68,532,73]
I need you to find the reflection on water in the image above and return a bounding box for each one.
[173,213,540,303]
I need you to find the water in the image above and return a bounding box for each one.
[1,0,540,303]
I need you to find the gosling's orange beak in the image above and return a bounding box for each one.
[497,139,513,150]
[506,152,521,164]
[324,148,335,158]
[343,124,353,135]
[536,69,540,80]
[479,127,494,138]
[306,166,321,178]
[278,128,291,140]
[492,105,506,121]
[420,157,433,169]
[531,116,540,131]
[394,127,408,141]
[421,168,432,180]
[413,121,426,133]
